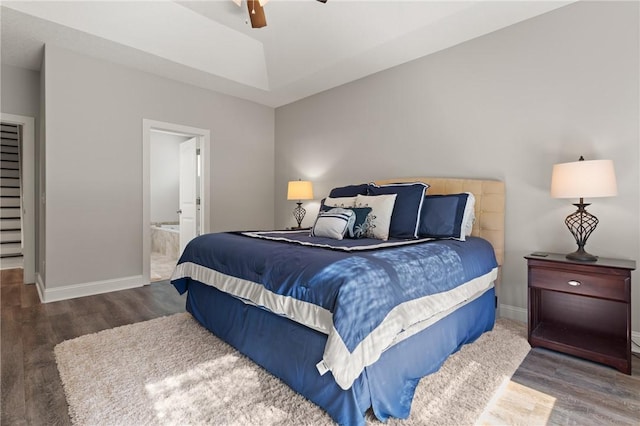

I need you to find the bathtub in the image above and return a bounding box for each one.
[151,223,179,259]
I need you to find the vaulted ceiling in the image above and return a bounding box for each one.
[1,1,573,107]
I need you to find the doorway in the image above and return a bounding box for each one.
[142,120,210,284]
[0,114,35,284]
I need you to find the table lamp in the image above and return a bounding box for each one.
[550,156,617,261]
[287,180,314,229]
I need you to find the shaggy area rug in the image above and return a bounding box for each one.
[55,313,530,425]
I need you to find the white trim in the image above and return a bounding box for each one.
[142,119,211,285]
[632,331,640,354]
[498,303,528,323]
[35,272,45,302]
[39,275,143,303]
[635,51,640,354]
[1,113,35,284]
[172,261,332,334]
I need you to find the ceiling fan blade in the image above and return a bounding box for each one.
[316,0,327,3]
[247,0,266,28]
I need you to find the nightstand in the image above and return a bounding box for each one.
[525,253,636,374]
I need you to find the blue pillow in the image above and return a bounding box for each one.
[418,193,469,239]
[329,183,369,198]
[368,182,428,238]
[320,204,372,238]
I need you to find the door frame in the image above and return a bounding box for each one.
[1,113,35,284]
[142,119,210,284]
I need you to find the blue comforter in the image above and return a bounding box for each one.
[171,231,498,390]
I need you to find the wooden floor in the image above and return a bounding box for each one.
[480,347,640,425]
[1,269,186,426]
[2,268,639,425]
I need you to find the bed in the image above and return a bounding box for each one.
[171,177,505,425]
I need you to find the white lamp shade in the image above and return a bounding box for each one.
[551,159,617,199]
[233,0,269,6]
[287,180,314,200]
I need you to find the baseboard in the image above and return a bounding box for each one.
[498,303,527,323]
[40,275,144,303]
[500,303,640,354]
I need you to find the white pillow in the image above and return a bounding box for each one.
[324,196,357,208]
[354,194,397,240]
[310,208,355,240]
[461,192,476,239]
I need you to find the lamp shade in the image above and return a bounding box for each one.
[287,180,314,200]
[551,159,617,199]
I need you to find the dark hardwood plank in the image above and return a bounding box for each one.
[1,284,22,307]
[21,310,57,370]
[510,348,640,425]
[48,311,112,344]
[514,367,637,425]
[24,366,71,426]
[1,268,23,286]
[20,283,41,308]
[1,305,26,426]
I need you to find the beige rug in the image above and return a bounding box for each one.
[55,313,530,426]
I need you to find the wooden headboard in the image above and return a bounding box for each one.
[374,177,505,267]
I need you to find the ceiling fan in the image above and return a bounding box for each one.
[233,0,327,29]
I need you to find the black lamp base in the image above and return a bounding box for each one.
[292,202,306,229]
[564,199,599,262]
[566,248,598,262]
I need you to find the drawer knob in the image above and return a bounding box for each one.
[568,280,581,286]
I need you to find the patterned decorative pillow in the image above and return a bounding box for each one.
[418,193,471,240]
[320,205,372,238]
[367,182,429,239]
[354,194,397,240]
[310,208,356,240]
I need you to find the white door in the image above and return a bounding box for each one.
[179,137,198,254]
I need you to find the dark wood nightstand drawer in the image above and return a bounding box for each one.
[529,267,628,302]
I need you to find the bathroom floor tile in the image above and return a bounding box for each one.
[151,252,178,282]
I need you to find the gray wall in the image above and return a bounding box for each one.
[275,2,640,329]
[1,64,40,118]
[43,44,274,288]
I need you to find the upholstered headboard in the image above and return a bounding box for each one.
[374,177,505,267]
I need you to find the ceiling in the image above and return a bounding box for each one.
[1,1,573,107]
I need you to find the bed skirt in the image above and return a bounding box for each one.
[183,280,496,426]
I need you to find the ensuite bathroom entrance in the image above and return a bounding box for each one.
[150,130,199,281]
[144,120,210,284]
